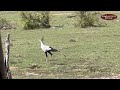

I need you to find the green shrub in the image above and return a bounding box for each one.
[75,11,102,28]
[20,11,51,30]
[0,18,13,30]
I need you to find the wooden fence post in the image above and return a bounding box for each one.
[4,33,12,79]
[0,31,6,79]
[0,32,12,79]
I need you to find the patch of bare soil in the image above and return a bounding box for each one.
[10,66,18,70]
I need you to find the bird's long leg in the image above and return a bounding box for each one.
[47,51,54,61]
[48,51,52,56]
[45,52,48,63]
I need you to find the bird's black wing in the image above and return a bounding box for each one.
[49,46,58,52]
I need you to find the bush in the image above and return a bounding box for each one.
[0,18,13,30]
[75,11,102,28]
[20,11,51,30]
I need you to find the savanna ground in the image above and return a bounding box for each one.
[1,11,120,79]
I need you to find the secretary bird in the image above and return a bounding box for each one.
[40,37,59,63]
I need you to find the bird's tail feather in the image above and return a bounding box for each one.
[51,48,58,52]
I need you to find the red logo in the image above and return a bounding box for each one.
[101,14,117,20]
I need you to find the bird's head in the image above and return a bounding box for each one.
[41,37,44,41]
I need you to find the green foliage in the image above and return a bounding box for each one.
[40,11,51,28]
[75,11,102,28]
[0,18,12,30]
[20,11,51,30]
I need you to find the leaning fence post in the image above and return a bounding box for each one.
[0,31,6,79]
[4,33,12,79]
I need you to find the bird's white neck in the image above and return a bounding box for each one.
[41,40,44,47]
